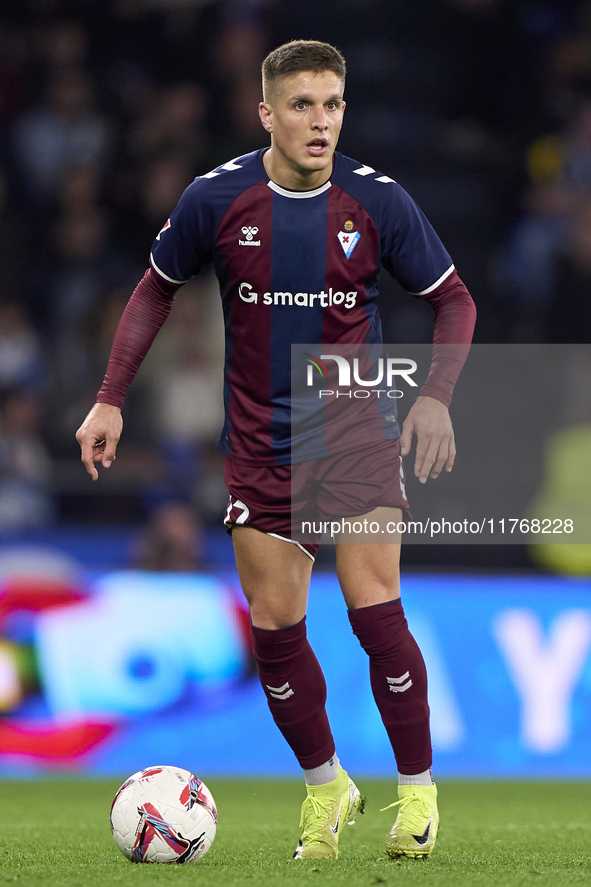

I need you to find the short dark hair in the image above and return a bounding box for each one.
[262,40,346,102]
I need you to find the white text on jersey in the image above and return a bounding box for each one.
[238,282,358,309]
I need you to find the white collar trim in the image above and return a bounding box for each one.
[267,180,331,199]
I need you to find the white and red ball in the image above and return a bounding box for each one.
[110,765,217,863]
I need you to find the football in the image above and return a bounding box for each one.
[110,765,217,863]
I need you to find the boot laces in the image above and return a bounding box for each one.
[300,794,338,839]
[381,795,432,833]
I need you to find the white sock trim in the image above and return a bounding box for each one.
[398,768,433,786]
[303,755,340,786]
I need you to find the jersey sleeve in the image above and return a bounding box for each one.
[380,184,454,295]
[96,267,178,408]
[149,178,215,284]
[418,269,477,406]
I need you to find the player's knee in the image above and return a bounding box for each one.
[340,574,400,609]
[250,604,305,631]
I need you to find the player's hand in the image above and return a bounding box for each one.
[75,403,123,481]
[399,395,455,483]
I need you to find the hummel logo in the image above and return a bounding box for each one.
[387,672,413,693]
[266,681,294,700]
[239,226,261,246]
[412,819,432,845]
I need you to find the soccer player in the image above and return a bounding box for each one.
[76,40,476,860]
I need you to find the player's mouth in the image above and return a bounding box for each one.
[306,138,329,157]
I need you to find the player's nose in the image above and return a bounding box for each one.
[311,106,328,129]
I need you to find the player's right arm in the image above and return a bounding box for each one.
[76,176,212,480]
[76,266,180,479]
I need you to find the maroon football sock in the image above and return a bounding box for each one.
[251,618,336,770]
[348,598,432,774]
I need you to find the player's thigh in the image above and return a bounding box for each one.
[232,526,313,629]
[335,506,402,608]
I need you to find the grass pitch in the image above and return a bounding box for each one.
[0,779,589,887]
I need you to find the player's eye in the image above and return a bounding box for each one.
[294,102,307,110]
[327,102,337,110]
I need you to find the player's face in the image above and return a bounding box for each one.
[259,70,345,190]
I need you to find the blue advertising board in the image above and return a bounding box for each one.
[0,570,589,777]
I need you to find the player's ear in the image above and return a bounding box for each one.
[259,102,273,133]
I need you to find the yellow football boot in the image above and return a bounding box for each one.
[384,783,439,858]
[293,765,365,859]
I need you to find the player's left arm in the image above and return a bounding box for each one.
[399,269,476,482]
[377,180,476,480]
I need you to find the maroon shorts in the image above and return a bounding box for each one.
[223,439,411,560]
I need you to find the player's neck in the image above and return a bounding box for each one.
[263,147,332,192]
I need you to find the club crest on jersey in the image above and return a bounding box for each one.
[156,218,171,240]
[239,226,261,247]
[337,229,360,259]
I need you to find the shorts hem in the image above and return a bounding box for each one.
[267,532,316,561]
[224,524,317,561]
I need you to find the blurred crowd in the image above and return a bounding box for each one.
[0,0,590,543]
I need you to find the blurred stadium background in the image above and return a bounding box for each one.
[0,0,590,778]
